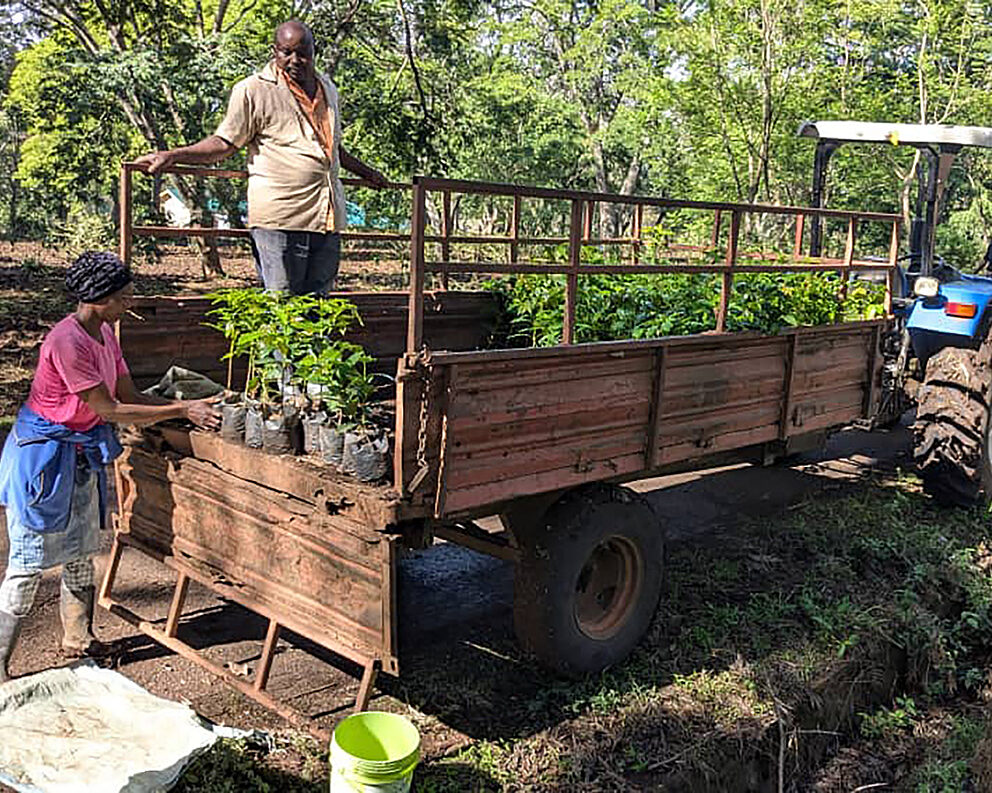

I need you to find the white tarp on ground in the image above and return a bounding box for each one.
[0,663,239,793]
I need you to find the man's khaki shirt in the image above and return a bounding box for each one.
[215,61,346,233]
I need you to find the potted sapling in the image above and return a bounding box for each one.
[298,298,365,457]
[206,289,271,444]
[296,349,329,455]
[335,345,390,483]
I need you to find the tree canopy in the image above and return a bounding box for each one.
[2,0,992,267]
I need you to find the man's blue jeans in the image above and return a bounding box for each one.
[249,228,341,295]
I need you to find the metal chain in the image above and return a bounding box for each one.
[408,351,432,492]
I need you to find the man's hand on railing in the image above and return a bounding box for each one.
[133,151,176,175]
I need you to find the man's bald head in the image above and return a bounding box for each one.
[273,19,316,88]
[275,19,314,50]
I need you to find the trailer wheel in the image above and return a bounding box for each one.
[914,344,992,505]
[512,484,664,677]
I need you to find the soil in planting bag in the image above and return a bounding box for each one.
[245,404,264,449]
[302,411,327,454]
[320,424,346,466]
[341,429,390,483]
[262,411,301,455]
[220,397,247,443]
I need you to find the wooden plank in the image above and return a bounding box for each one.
[779,334,799,440]
[119,449,400,673]
[433,365,457,518]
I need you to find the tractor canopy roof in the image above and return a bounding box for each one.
[799,120,992,150]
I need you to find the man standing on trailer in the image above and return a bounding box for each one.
[136,19,388,295]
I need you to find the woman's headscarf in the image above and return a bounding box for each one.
[65,251,133,303]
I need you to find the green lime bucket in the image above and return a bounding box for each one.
[330,711,421,793]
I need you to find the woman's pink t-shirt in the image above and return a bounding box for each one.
[26,315,130,431]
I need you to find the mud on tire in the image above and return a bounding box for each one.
[914,343,992,505]
[512,484,664,677]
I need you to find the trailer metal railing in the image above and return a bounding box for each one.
[405,176,902,354]
[117,163,902,358]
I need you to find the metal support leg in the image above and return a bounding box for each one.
[254,619,281,692]
[97,536,124,609]
[355,660,381,712]
[164,573,190,638]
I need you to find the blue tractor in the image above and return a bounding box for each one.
[800,121,992,505]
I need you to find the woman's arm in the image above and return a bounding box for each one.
[116,374,175,407]
[79,382,221,429]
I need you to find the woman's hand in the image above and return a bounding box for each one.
[184,397,222,430]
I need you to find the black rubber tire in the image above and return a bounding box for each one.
[914,344,992,506]
[512,484,665,677]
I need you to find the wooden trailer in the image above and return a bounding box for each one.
[100,169,903,726]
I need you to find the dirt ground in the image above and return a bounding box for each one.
[0,240,953,789]
[0,416,916,774]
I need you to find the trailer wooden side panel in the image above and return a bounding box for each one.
[402,322,883,517]
[116,437,400,675]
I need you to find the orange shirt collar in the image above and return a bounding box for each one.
[278,66,334,160]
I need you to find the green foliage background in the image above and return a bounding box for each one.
[2,0,992,270]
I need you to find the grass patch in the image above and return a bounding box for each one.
[169,469,992,790]
[407,472,992,790]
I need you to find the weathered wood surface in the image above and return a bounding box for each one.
[121,291,501,388]
[117,439,400,674]
[399,321,887,517]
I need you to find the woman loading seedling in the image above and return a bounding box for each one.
[0,252,220,682]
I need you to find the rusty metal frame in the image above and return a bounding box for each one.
[99,532,382,736]
[111,162,905,725]
[403,175,902,357]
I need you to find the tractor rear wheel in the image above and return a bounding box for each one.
[914,344,992,505]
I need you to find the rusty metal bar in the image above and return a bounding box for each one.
[356,660,381,712]
[131,226,409,242]
[885,220,900,316]
[794,214,805,259]
[779,334,799,441]
[164,572,190,638]
[119,163,900,222]
[440,190,451,290]
[102,597,327,736]
[839,216,857,307]
[510,195,521,263]
[716,210,741,333]
[407,179,427,354]
[424,261,898,276]
[254,619,281,692]
[413,175,901,221]
[632,204,643,265]
[564,200,583,344]
[710,209,723,249]
[119,165,133,267]
[431,523,520,562]
[98,535,124,606]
